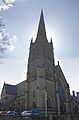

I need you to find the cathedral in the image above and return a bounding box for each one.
[0,10,79,119]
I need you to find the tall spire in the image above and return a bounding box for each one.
[36,10,47,42]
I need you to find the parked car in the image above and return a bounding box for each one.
[7,111,18,116]
[32,108,40,115]
[0,111,7,115]
[21,111,32,117]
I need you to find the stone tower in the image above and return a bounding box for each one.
[26,10,57,111]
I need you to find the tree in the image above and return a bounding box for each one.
[0,16,16,59]
[0,17,9,54]
[2,0,15,6]
[32,101,37,109]
[0,1,16,61]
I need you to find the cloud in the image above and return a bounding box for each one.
[9,35,18,52]
[20,67,26,80]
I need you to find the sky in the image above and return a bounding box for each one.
[0,0,79,95]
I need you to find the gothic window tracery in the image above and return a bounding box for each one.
[57,78,66,102]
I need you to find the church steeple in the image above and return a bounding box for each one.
[35,10,47,42]
[27,11,57,111]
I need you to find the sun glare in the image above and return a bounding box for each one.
[9,45,15,51]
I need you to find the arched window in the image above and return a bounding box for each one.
[47,96,52,108]
[60,103,66,114]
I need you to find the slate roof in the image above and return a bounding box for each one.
[4,83,17,95]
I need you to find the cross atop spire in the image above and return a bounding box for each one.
[35,10,48,42]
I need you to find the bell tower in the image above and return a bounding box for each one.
[26,10,57,111]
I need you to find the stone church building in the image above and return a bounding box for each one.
[0,11,79,117]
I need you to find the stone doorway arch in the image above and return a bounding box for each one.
[60,103,66,114]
